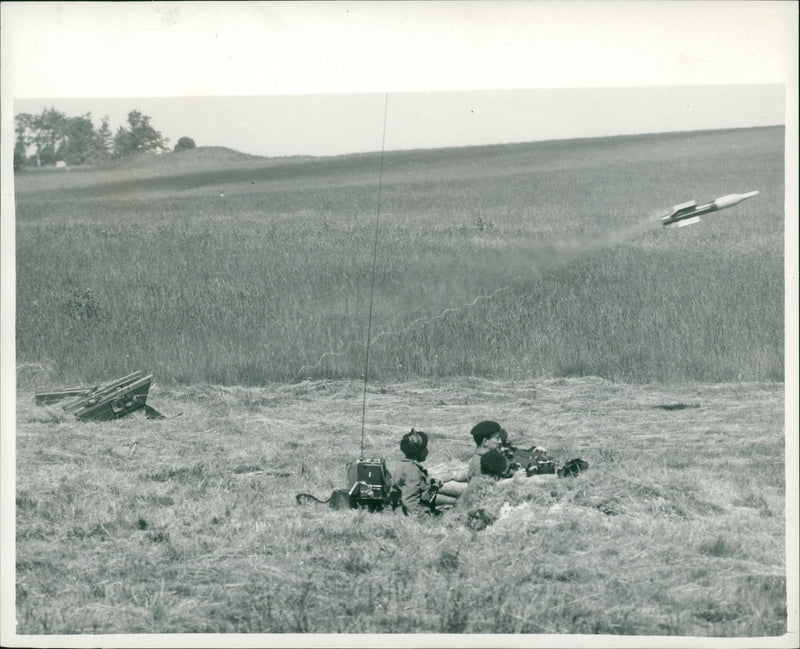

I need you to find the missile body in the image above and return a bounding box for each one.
[660,191,759,228]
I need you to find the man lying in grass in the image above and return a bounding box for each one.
[436,420,523,487]
[415,419,575,507]
[467,420,509,480]
[479,447,587,482]
[480,448,512,479]
[477,448,553,484]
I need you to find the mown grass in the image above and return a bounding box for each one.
[14,377,785,635]
[14,126,784,386]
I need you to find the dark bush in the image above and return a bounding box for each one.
[174,137,196,152]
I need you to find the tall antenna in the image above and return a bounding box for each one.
[360,93,389,460]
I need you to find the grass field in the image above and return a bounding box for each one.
[12,126,789,638]
[15,126,784,385]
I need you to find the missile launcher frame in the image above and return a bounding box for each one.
[35,370,164,421]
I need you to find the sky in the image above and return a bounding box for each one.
[12,85,788,158]
[3,3,797,158]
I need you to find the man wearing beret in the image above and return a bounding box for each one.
[466,420,508,480]
[392,429,457,516]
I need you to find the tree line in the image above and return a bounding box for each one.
[14,108,196,169]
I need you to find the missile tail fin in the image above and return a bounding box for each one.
[666,216,701,228]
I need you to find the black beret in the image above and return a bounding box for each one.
[470,420,508,445]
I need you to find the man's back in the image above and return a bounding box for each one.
[392,459,432,516]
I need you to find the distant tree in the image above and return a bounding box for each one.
[14,113,35,170]
[61,113,109,165]
[14,108,69,167]
[15,108,168,167]
[34,108,69,166]
[112,110,169,158]
[14,108,75,167]
[14,145,27,171]
[174,136,196,152]
[97,116,114,158]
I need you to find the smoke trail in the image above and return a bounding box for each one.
[516,215,661,270]
[295,215,660,380]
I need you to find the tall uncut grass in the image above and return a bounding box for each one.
[15,127,784,386]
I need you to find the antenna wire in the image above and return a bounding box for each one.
[360,93,389,459]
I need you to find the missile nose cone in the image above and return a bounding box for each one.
[712,191,760,211]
